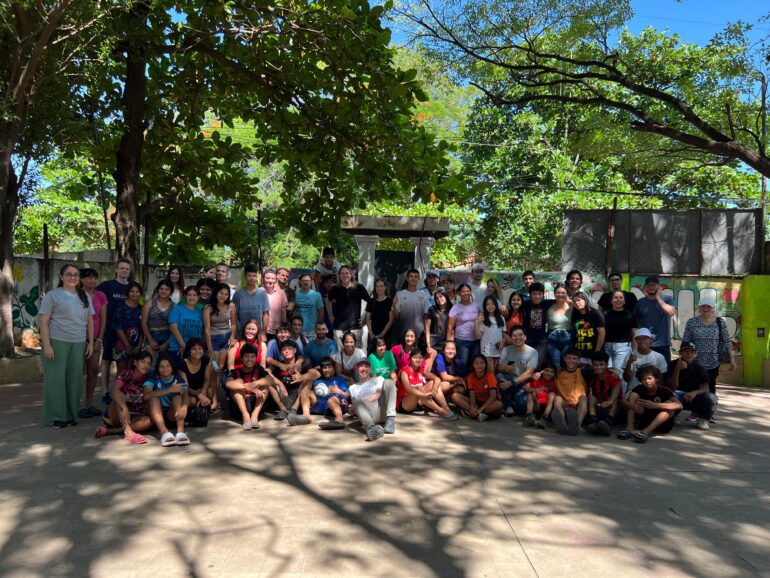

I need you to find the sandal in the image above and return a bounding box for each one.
[94,425,109,439]
[617,429,632,440]
[123,433,147,445]
[633,431,649,444]
[242,420,253,431]
[175,432,191,446]
[160,432,177,447]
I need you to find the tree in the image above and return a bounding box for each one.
[400,0,770,180]
[0,0,104,356]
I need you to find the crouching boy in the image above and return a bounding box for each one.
[349,358,397,441]
[618,365,682,444]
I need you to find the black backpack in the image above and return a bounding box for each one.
[187,405,210,427]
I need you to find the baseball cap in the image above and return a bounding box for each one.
[699,295,716,308]
[644,275,660,285]
[471,263,484,272]
[426,269,440,278]
[635,328,653,339]
[356,358,371,367]
[679,341,697,353]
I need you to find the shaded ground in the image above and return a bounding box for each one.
[0,381,768,578]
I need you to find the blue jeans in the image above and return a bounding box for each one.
[496,372,528,415]
[547,330,572,368]
[674,390,716,420]
[605,341,632,389]
[455,338,479,371]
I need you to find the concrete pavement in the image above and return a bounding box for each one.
[0,381,768,577]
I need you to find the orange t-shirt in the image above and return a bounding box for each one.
[555,369,587,407]
[467,372,498,403]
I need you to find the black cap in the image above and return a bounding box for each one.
[644,275,660,285]
[679,341,697,353]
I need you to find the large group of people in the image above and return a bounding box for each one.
[38,251,736,446]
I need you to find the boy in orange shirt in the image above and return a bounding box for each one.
[552,348,588,435]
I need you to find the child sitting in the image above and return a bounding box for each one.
[586,351,622,436]
[618,365,682,444]
[552,348,588,436]
[143,353,190,447]
[451,354,503,421]
[522,361,556,428]
[290,356,349,429]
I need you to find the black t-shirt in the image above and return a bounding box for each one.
[632,384,675,403]
[598,290,638,313]
[366,297,393,336]
[328,284,370,330]
[572,309,605,353]
[523,299,555,345]
[667,359,708,393]
[179,356,210,390]
[229,365,268,384]
[604,308,637,343]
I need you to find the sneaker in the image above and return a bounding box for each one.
[685,412,698,423]
[101,391,112,405]
[565,408,579,436]
[441,411,461,421]
[275,410,288,421]
[48,420,69,429]
[524,413,536,427]
[384,416,396,434]
[597,420,611,436]
[535,417,547,429]
[478,412,488,422]
[551,408,568,435]
[366,424,385,441]
[696,418,710,431]
[288,413,311,426]
[708,416,717,424]
[504,406,515,417]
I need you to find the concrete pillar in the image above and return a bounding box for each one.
[355,235,379,293]
[410,236,435,279]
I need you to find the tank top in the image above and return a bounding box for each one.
[148,298,173,330]
[209,305,232,335]
[547,305,572,331]
[179,356,210,390]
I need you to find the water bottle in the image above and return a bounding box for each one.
[211,360,220,373]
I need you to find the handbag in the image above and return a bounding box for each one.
[716,318,731,363]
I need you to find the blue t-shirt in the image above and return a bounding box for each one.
[295,289,324,333]
[304,338,339,367]
[434,354,466,378]
[634,295,676,347]
[144,374,185,409]
[232,287,270,335]
[168,306,203,351]
[312,376,348,400]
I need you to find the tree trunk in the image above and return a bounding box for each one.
[0,149,20,357]
[112,1,150,268]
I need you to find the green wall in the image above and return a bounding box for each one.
[739,276,770,386]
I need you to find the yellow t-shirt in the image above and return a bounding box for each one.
[555,369,587,406]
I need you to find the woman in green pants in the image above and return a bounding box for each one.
[39,263,95,428]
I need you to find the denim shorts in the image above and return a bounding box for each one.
[210,333,230,352]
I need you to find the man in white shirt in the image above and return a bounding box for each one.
[391,268,430,341]
[623,328,668,394]
[469,263,487,304]
[349,358,397,441]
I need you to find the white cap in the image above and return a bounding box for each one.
[699,295,716,308]
[471,263,484,272]
[426,269,440,278]
[635,328,653,339]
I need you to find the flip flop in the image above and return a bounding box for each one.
[242,421,253,431]
[633,431,649,444]
[94,425,109,439]
[123,433,147,445]
[175,432,191,446]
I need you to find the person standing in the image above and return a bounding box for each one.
[633,276,677,362]
[96,258,131,398]
[391,268,431,342]
[598,271,637,313]
[262,268,288,342]
[364,279,394,346]
[276,267,296,315]
[294,273,325,340]
[39,264,95,428]
[327,266,370,350]
[447,283,482,370]
[603,290,637,389]
[165,266,185,304]
[232,264,270,341]
[519,271,535,302]
[79,268,107,419]
[468,263,487,304]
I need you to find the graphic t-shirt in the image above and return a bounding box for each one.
[572,309,605,354]
[588,372,622,403]
[228,365,269,397]
[523,300,555,345]
[115,369,147,414]
[168,306,203,351]
[467,372,497,403]
[144,374,185,409]
[394,289,431,339]
[112,301,143,350]
[369,351,397,379]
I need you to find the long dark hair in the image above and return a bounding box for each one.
[152,279,174,298]
[125,281,143,303]
[506,290,523,317]
[209,282,231,317]
[58,264,89,308]
[481,295,505,328]
[166,265,185,294]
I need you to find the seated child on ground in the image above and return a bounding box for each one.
[522,360,556,428]
[551,348,588,436]
[397,349,459,420]
[143,353,190,447]
[269,339,319,420]
[618,365,682,444]
[290,356,349,429]
[586,351,622,436]
[451,354,503,421]
[95,351,153,444]
[226,343,276,431]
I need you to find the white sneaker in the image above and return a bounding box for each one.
[696,419,710,431]
[504,407,514,417]
[479,413,488,422]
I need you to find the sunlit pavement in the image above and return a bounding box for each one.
[0,381,768,577]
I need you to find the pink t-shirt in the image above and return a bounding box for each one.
[449,302,481,341]
[265,287,288,334]
[91,290,108,338]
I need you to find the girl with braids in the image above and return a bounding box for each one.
[39,264,95,428]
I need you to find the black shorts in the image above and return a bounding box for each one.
[636,409,676,434]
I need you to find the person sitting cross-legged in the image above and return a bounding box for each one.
[397,349,460,420]
[451,354,503,421]
[289,356,350,429]
[143,353,190,447]
[618,365,682,444]
[667,341,716,431]
[349,358,398,441]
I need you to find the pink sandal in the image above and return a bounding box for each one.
[123,433,147,445]
[94,425,109,439]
